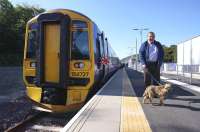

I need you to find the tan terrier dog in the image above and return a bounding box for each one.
[143,83,171,105]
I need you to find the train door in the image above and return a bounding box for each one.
[96,35,104,80]
[104,38,109,77]
[36,13,71,105]
[44,23,60,83]
[99,33,107,79]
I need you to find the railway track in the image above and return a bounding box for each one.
[5,110,77,132]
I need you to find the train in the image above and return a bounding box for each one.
[23,9,121,112]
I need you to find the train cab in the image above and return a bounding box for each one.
[23,9,120,112]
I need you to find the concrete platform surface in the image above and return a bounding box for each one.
[127,68,200,132]
[61,68,200,132]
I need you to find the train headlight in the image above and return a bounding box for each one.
[30,62,36,68]
[74,63,79,68]
[79,63,84,68]
[74,62,84,69]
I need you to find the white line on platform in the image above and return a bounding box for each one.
[161,76,200,93]
[32,125,62,131]
[60,70,120,132]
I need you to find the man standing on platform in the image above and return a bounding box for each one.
[139,32,164,87]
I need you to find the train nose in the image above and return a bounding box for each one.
[41,88,67,105]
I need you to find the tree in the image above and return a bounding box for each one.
[0,0,45,65]
[0,0,18,53]
[163,45,177,63]
[15,4,45,52]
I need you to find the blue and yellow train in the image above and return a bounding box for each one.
[23,9,121,112]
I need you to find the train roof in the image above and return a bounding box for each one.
[28,9,94,24]
[48,9,93,21]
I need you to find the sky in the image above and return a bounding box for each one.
[10,0,200,59]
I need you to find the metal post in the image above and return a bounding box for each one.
[128,46,136,70]
[190,40,192,84]
[132,28,149,71]
[132,28,149,49]
[177,64,179,80]
[136,38,138,71]
[140,30,143,46]
[183,43,184,82]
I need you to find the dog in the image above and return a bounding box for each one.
[143,83,171,105]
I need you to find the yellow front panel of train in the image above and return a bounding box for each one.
[44,23,60,83]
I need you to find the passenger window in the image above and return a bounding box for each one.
[27,30,37,58]
[96,39,101,68]
[98,36,104,57]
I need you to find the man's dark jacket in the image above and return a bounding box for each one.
[139,41,164,67]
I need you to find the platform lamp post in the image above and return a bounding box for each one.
[132,28,149,71]
[128,39,138,70]
[128,47,135,69]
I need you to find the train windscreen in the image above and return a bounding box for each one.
[26,24,37,59]
[71,30,89,60]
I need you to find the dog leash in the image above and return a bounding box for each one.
[147,70,163,86]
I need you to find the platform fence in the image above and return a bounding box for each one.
[128,62,200,85]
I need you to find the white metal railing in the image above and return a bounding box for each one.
[128,62,200,84]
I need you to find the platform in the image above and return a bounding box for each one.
[61,68,200,132]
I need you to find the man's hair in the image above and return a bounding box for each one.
[148,32,155,37]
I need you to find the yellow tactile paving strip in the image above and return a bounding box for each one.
[120,70,152,132]
[120,97,152,132]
